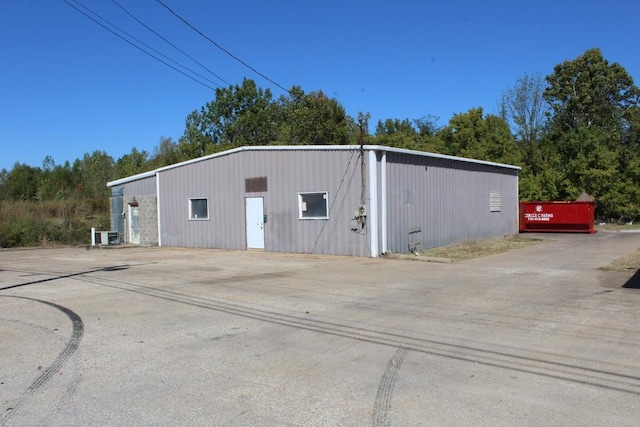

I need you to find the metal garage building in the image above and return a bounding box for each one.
[107,145,520,257]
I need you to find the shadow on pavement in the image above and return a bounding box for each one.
[623,269,640,289]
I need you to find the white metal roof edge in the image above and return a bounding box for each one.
[367,145,521,170]
[108,144,520,187]
[107,170,157,187]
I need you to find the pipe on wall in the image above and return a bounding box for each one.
[156,172,162,247]
[381,150,387,254]
[368,149,378,257]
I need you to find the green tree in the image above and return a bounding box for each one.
[180,78,278,158]
[500,73,549,145]
[544,48,640,133]
[77,151,115,199]
[555,125,619,197]
[36,157,75,200]
[50,161,76,199]
[277,86,351,145]
[37,156,55,201]
[150,136,184,168]
[0,168,9,200]
[499,73,554,201]
[433,108,522,166]
[180,110,218,159]
[115,147,150,179]
[371,115,440,150]
[6,162,41,201]
[543,48,640,218]
[414,115,441,138]
[180,80,353,155]
[374,118,419,149]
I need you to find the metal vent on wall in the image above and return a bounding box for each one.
[246,176,268,193]
[490,192,501,212]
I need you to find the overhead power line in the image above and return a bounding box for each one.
[154,0,290,94]
[110,0,230,87]
[62,0,219,91]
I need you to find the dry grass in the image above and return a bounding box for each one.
[0,199,109,248]
[419,236,544,262]
[599,249,640,272]
[595,223,640,231]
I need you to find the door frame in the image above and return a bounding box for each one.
[245,197,265,250]
[128,204,141,245]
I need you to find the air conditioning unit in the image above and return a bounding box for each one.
[92,228,120,246]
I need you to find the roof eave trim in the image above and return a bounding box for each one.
[108,144,520,186]
[368,145,521,170]
[107,170,156,187]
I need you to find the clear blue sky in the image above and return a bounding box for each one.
[1,0,639,171]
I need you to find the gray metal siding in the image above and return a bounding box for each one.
[384,152,518,253]
[158,149,369,256]
[114,146,519,256]
[122,176,156,196]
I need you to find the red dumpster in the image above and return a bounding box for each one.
[519,201,597,234]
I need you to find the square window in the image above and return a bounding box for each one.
[189,198,209,220]
[298,192,329,219]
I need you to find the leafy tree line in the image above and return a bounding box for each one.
[1,48,639,247]
[508,48,640,220]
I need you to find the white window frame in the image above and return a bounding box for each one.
[189,197,209,220]
[298,191,329,219]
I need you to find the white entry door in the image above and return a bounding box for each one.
[245,197,265,249]
[129,205,140,244]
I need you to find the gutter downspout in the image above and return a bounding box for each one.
[516,171,520,234]
[368,149,378,257]
[381,150,387,254]
[156,172,162,247]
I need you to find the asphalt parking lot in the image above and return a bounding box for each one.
[1,231,639,426]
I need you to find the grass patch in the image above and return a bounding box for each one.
[595,222,640,231]
[419,236,544,262]
[599,249,640,272]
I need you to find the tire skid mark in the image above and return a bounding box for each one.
[372,348,408,427]
[0,296,84,425]
[73,273,640,396]
[0,263,152,292]
[41,364,83,427]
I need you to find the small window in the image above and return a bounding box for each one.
[298,192,329,219]
[189,198,209,220]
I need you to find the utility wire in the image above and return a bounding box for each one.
[110,0,230,87]
[311,149,358,254]
[154,0,290,94]
[67,0,221,88]
[62,0,219,91]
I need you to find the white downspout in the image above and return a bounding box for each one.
[156,172,162,247]
[516,172,520,234]
[381,150,387,254]
[368,150,378,257]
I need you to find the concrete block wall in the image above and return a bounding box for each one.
[123,195,158,246]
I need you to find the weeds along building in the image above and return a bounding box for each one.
[107,145,520,257]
